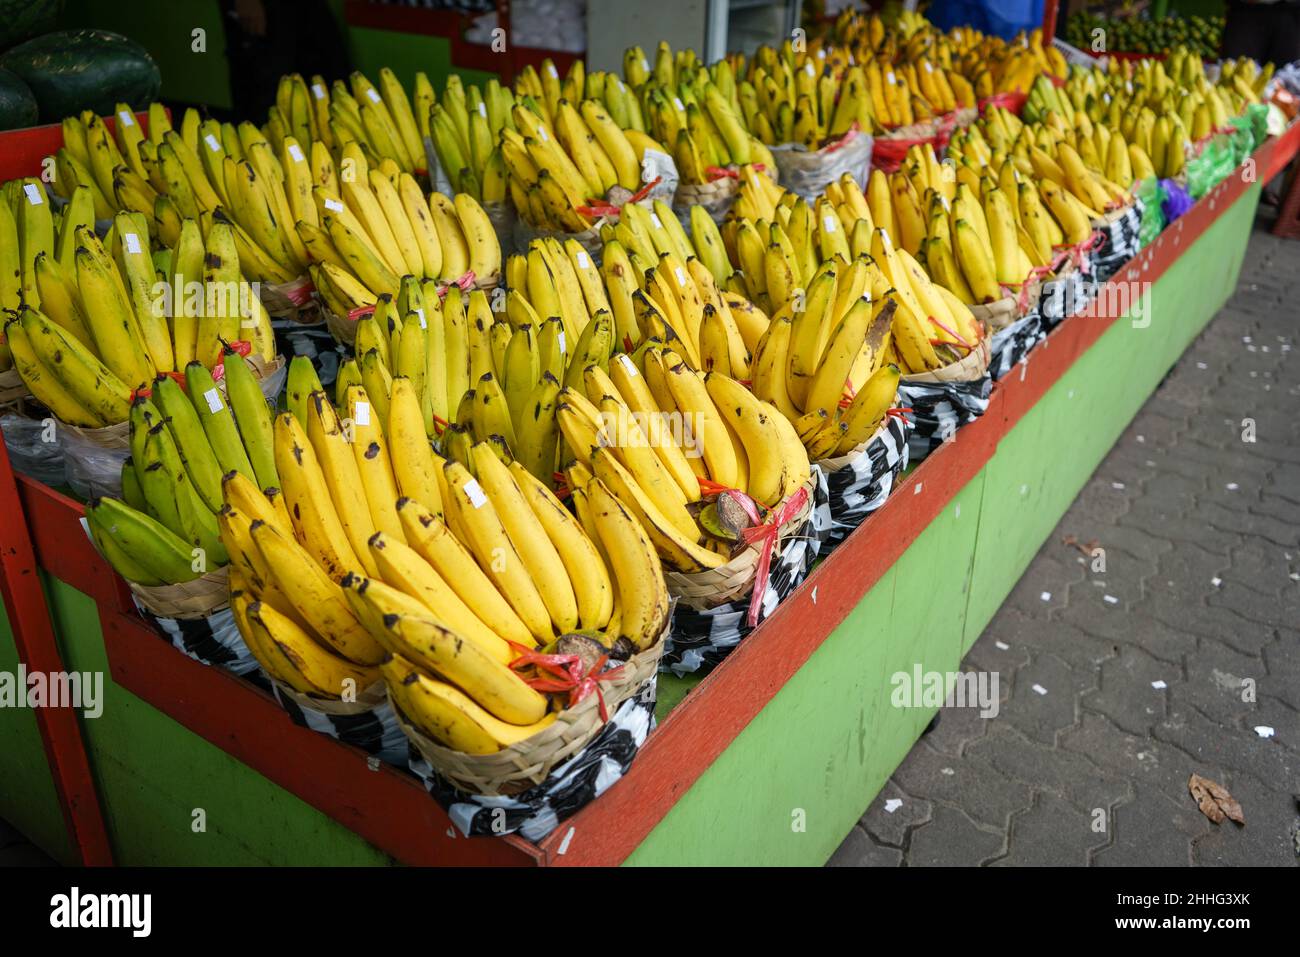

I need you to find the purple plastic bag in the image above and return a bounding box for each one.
[1161,179,1193,224]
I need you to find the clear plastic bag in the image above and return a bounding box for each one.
[1,412,65,487]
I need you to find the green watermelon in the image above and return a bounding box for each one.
[0,66,36,130]
[0,0,58,53]
[0,29,161,123]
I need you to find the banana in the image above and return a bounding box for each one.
[443,459,553,644]
[18,307,132,424]
[663,356,740,488]
[250,518,384,665]
[376,612,546,725]
[365,534,513,666]
[244,597,379,697]
[73,232,155,389]
[85,497,201,584]
[383,655,556,753]
[590,445,723,573]
[304,391,381,578]
[221,350,277,490]
[837,364,900,454]
[395,497,534,648]
[184,361,256,481]
[453,193,501,281]
[584,477,669,649]
[3,317,104,426]
[470,442,579,633]
[428,193,471,281]
[272,411,365,580]
[705,371,805,507]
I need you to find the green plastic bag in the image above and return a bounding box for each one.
[1134,177,1165,248]
[1185,137,1235,199]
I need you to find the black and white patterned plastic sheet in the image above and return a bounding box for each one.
[898,376,992,462]
[136,602,266,682]
[988,311,1047,381]
[1086,201,1144,284]
[272,684,411,767]
[408,679,657,842]
[659,516,817,677]
[807,414,911,556]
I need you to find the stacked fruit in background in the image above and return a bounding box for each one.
[2,187,275,425]
[1064,12,1224,58]
[83,349,278,586]
[1035,53,1266,181]
[826,13,1067,105]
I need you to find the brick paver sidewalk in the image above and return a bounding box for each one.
[832,220,1300,867]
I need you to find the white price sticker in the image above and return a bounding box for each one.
[312,84,326,100]
[464,478,488,509]
[203,388,224,413]
[478,102,487,117]
[414,307,426,328]
[576,251,590,270]
[674,97,686,112]
[822,215,836,233]
[288,143,305,162]
[673,266,686,287]
[204,133,221,153]
[124,233,142,255]
[355,401,371,426]
[618,354,639,378]
[537,127,548,142]
[23,183,42,206]
[887,71,897,84]
[650,213,663,229]
[119,111,135,127]
[367,88,382,104]
[546,63,559,78]
[558,331,566,353]
[924,61,933,73]
[805,62,815,76]
[641,58,649,72]
[325,198,344,212]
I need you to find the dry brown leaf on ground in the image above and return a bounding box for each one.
[1189,774,1245,825]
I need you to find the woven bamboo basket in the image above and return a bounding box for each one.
[970,283,1040,333]
[673,175,738,221]
[321,302,356,347]
[130,566,230,619]
[902,329,992,383]
[814,415,893,473]
[274,677,389,717]
[664,478,815,611]
[397,628,666,796]
[258,275,319,323]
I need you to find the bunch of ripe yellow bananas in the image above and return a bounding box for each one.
[299,143,501,315]
[83,350,279,585]
[424,73,514,201]
[557,360,811,570]
[496,98,662,233]
[216,378,667,743]
[715,171,983,378]
[2,192,275,425]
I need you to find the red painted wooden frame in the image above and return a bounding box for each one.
[3,130,1293,867]
[0,111,151,183]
